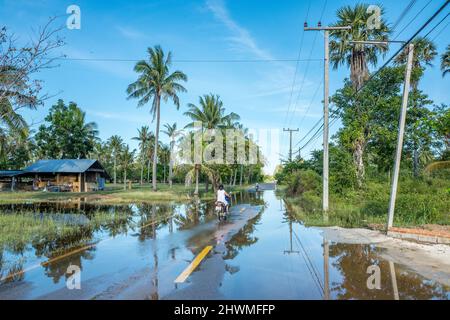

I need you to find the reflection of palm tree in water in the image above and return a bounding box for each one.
[223,212,262,260]
[328,243,448,299]
[150,205,159,300]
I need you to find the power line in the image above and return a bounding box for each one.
[283,0,311,128]
[423,11,450,38]
[392,0,417,32]
[393,0,433,40]
[296,0,450,151]
[431,19,450,40]
[287,0,328,127]
[53,57,322,63]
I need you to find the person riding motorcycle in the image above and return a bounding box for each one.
[216,184,230,214]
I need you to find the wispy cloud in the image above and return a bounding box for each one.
[206,0,273,60]
[115,25,148,40]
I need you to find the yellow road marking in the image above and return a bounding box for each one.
[174,246,213,283]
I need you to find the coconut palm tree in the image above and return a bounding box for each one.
[184,94,240,130]
[395,37,437,177]
[441,44,450,77]
[329,3,390,186]
[184,94,240,194]
[120,145,135,190]
[107,135,124,185]
[127,45,187,191]
[133,126,151,185]
[162,122,182,187]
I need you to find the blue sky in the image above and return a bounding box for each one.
[1,0,449,174]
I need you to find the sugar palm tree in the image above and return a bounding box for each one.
[329,3,390,186]
[441,44,450,77]
[133,126,151,185]
[395,37,437,177]
[107,135,124,185]
[330,4,390,90]
[127,45,187,191]
[162,122,182,187]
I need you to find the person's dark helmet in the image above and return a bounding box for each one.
[219,184,224,190]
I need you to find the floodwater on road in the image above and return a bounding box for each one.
[0,190,448,300]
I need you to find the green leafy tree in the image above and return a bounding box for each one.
[127,46,187,191]
[329,3,390,186]
[395,37,437,176]
[35,99,98,159]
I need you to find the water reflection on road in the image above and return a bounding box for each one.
[0,190,448,300]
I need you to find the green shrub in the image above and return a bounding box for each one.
[286,170,321,196]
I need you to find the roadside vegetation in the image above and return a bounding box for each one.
[275,4,449,229]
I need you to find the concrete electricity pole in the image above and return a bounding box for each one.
[304,23,351,212]
[283,128,299,162]
[387,43,414,229]
[348,40,414,230]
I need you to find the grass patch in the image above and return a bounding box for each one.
[283,176,449,228]
[0,183,253,205]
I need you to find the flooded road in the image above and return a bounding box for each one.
[0,190,448,300]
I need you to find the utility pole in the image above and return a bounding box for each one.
[304,22,351,212]
[347,40,413,230]
[284,220,300,255]
[387,43,414,229]
[283,128,299,162]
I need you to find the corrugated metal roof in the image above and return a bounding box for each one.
[0,170,23,177]
[24,159,97,173]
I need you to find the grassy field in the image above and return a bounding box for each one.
[282,176,450,229]
[0,183,252,204]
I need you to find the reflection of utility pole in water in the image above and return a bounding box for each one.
[323,238,330,300]
[284,220,299,255]
[389,261,399,300]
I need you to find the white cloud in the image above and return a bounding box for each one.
[115,26,148,40]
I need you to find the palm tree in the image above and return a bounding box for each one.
[120,145,135,190]
[127,46,187,191]
[329,4,390,186]
[107,135,124,185]
[184,94,240,194]
[133,126,151,185]
[162,122,182,187]
[184,94,239,130]
[395,37,437,177]
[330,4,390,90]
[441,44,450,77]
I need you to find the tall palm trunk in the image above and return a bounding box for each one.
[123,167,127,190]
[113,156,117,185]
[194,165,199,196]
[351,53,369,187]
[239,164,243,186]
[140,153,144,185]
[354,140,365,188]
[147,158,151,182]
[233,168,237,186]
[169,141,174,187]
[152,96,161,191]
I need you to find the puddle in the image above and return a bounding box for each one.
[0,190,448,300]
